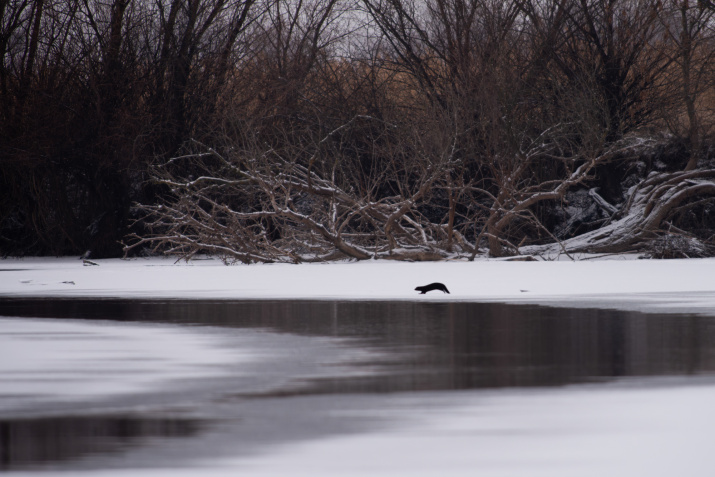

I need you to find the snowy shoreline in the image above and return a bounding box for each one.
[4,256,715,477]
[2,256,715,315]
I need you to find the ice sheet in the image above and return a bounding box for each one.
[2,256,715,306]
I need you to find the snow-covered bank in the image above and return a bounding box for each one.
[231,381,715,477]
[0,314,382,418]
[2,256,715,311]
[3,256,715,477]
[4,380,715,477]
[0,317,243,415]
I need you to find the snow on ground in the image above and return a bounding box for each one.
[2,255,715,305]
[3,256,715,477]
[5,382,715,477]
[225,382,715,477]
[0,317,245,415]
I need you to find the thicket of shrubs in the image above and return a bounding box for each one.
[2,0,714,260]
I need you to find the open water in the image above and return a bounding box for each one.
[1,299,714,472]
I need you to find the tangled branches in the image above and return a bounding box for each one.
[125,124,460,263]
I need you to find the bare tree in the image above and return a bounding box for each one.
[657,0,715,170]
[3,0,715,259]
[125,111,462,262]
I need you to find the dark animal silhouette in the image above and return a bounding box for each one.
[415,282,450,294]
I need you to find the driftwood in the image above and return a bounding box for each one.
[523,169,715,256]
[126,133,715,262]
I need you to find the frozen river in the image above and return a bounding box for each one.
[2,298,715,476]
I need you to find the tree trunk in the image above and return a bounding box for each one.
[532,170,715,255]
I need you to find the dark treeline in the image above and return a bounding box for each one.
[2,0,715,260]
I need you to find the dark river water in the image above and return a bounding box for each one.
[1,298,715,471]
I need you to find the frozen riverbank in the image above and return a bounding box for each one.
[5,378,715,477]
[0,317,242,416]
[2,256,715,307]
[3,256,715,477]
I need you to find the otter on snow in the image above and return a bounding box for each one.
[415,283,450,294]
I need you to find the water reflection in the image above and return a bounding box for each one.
[0,416,201,470]
[1,299,714,393]
[2,298,715,471]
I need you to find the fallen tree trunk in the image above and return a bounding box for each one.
[469,136,657,258]
[124,132,462,263]
[525,169,715,255]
